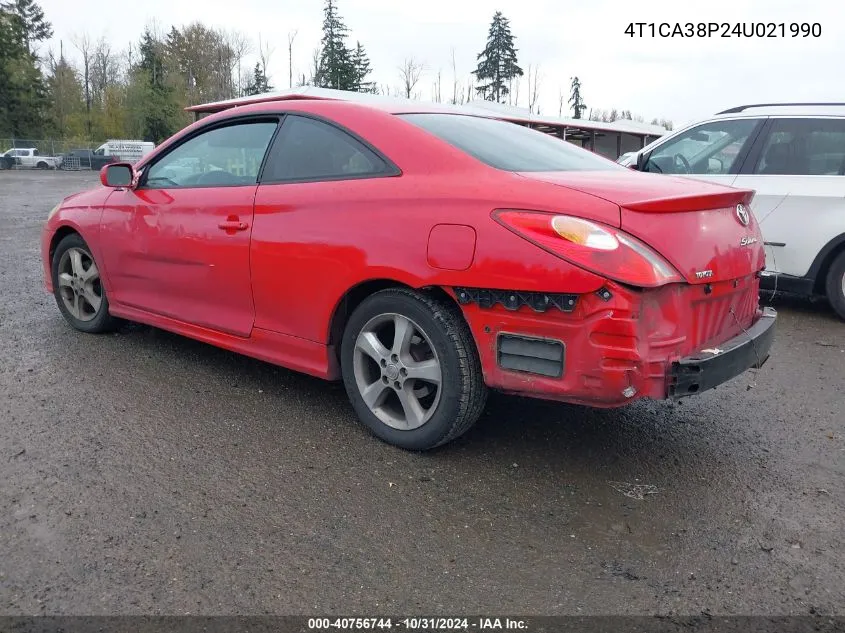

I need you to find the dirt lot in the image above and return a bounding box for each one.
[1,170,843,616]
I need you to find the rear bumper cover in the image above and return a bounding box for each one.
[457,277,774,407]
[669,307,776,398]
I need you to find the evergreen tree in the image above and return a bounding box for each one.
[46,51,85,136]
[351,41,375,93]
[245,62,272,95]
[1,0,50,53]
[317,0,355,90]
[569,76,586,119]
[472,11,523,103]
[133,29,179,143]
[0,0,48,136]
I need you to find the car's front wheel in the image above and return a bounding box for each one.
[825,250,845,321]
[51,233,118,333]
[341,288,486,450]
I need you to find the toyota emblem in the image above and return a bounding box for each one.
[735,204,750,226]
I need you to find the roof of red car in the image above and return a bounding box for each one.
[186,87,668,138]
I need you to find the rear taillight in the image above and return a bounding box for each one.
[494,210,683,288]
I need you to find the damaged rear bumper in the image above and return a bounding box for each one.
[669,307,776,398]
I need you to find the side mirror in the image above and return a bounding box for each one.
[635,151,647,171]
[707,157,724,174]
[100,162,136,188]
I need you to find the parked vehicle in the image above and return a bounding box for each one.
[41,98,776,450]
[94,140,155,163]
[619,103,845,319]
[60,149,118,171]
[1,147,62,169]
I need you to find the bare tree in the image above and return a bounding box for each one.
[512,76,520,107]
[432,69,442,103]
[226,30,252,98]
[398,57,424,99]
[89,37,120,107]
[527,64,540,114]
[258,33,275,86]
[558,88,564,117]
[287,30,298,89]
[309,47,321,85]
[449,47,459,105]
[72,33,93,136]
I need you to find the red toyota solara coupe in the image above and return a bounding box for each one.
[41,98,776,450]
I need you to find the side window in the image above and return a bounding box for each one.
[145,121,277,189]
[645,119,760,175]
[754,118,845,176]
[262,115,390,182]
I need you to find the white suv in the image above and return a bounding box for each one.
[620,103,845,320]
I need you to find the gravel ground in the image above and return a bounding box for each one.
[1,170,843,616]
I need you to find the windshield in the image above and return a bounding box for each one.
[401,113,619,172]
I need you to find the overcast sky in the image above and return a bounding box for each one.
[39,0,844,127]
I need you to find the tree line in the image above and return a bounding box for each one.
[0,0,672,144]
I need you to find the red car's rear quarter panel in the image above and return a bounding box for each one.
[250,175,612,343]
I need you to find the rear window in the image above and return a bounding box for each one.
[401,113,619,172]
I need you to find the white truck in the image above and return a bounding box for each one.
[94,140,155,164]
[1,147,62,169]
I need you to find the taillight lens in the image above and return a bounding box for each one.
[494,210,683,288]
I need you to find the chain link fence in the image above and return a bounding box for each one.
[0,139,108,171]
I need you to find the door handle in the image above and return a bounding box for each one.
[218,219,249,231]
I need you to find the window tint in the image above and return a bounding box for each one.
[262,115,389,182]
[754,118,845,176]
[402,113,616,172]
[145,121,277,188]
[645,119,759,175]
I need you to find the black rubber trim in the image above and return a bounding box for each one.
[454,287,578,313]
[759,273,814,295]
[497,334,564,378]
[669,307,776,398]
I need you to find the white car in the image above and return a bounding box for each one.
[620,103,845,320]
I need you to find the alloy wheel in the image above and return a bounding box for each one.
[352,313,442,430]
[57,247,102,322]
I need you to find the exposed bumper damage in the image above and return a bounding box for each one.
[454,275,775,407]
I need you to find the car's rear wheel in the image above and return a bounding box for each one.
[52,234,118,333]
[825,250,845,321]
[36,161,49,169]
[341,288,486,450]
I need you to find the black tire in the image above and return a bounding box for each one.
[340,288,487,450]
[36,161,49,169]
[51,233,119,333]
[824,250,845,321]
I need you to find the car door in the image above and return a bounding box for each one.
[732,117,845,278]
[99,117,279,337]
[251,114,399,340]
[641,117,765,188]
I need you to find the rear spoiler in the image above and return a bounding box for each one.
[624,189,755,213]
